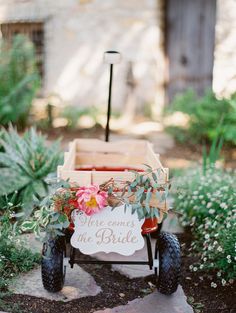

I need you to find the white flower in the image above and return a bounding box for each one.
[207,202,212,208]
[209,209,215,214]
[189,265,193,270]
[220,203,228,209]
[227,259,232,264]
[193,267,197,272]
[227,255,231,259]
[211,282,217,288]
[203,257,207,262]
[221,279,226,286]
[212,221,217,228]
[217,246,223,252]
[205,234,210,239]
[217,272,222,277]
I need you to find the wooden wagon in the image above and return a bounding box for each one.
[41,138,181,296]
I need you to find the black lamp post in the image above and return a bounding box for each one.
[103,51,121,142]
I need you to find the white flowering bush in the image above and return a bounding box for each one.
[173,167,236,286]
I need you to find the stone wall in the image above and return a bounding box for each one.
[0,0,235,113]
[0,0,165,115]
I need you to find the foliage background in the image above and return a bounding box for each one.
[0,35,40,128]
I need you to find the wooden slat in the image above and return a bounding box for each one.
[62,141,76,170]
[92,171,136,186]
[75,139,148,154]
[58,169,91,186]
[75,152,147,168]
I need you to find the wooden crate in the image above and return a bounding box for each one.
[58,139,169,185]
[58,139,169,221]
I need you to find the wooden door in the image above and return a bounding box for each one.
[165,0,216,103]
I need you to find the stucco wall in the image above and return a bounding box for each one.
[213,0,236,97]
[0,0,165,113]
[0,0,235,112]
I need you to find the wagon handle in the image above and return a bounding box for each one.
[103,51,122,142]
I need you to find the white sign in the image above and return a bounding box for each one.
[70,206,145,256]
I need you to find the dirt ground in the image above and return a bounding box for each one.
[1,232,235,313]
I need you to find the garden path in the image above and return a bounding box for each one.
[6,217,193,313]
[94,288,193,313]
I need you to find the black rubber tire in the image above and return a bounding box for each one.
[155,232,181,295]
[41,237,65,292]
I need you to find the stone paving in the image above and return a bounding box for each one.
[93,239,156,279]
[94,288,193,313]
[10,264,101,302]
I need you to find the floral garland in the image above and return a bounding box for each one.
[21,166,170,238]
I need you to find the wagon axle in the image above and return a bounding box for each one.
[68,234,155,270]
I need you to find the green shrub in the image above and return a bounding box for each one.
[173,167,236,286]
[0,127,62,215]
[0,35,40,128]
[0,200,40,291]
[166,90,236,145]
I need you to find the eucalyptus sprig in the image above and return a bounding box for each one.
[101,165,170,220]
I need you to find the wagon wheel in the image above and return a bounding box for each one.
[41,237,66,292]
[154,232,181,295]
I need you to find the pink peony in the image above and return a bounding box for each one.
[76,184,108,215]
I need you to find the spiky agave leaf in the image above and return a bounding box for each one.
[0,127,62,215]
[0,168,31,196]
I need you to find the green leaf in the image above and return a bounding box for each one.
[57,214,68,224]
[108,186,113,195]
[63,220,70,228]
[14,212,25,218]
[135,187,145,199]
[152,172,157,182]
[32,180,47,198]
[153,208,160,218]
[21,220,36,231]
[130,180,137,188]
[142,163,152,169]
[50,212,60,223]
[0,168,31,196]
[145,188,152,209]
[51,223,63,230]
[152,182,159,189]
[0,152,19,169]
